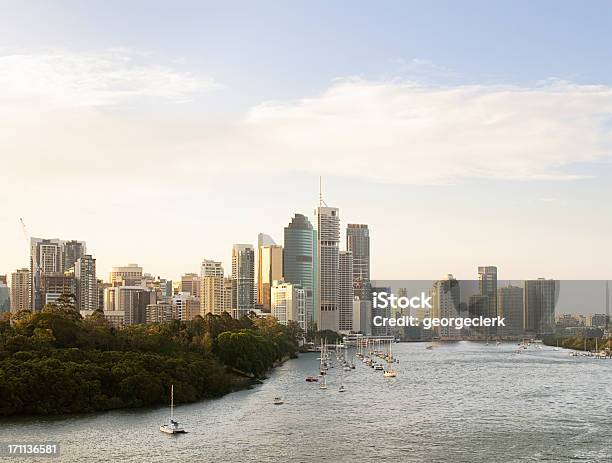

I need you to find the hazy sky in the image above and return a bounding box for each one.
[1,1,612,281]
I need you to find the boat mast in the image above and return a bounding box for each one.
[171,384,174,421]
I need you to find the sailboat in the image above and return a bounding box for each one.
[383,340,397,378]
[319,374,327,390]
[160,385,186,434]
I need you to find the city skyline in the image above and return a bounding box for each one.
[2,2,612,281]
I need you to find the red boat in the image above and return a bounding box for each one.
[305,376,319,382]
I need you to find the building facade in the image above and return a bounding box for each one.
[283,213,316,333]
[338,250,354,333]
[271,280,306,331]
[346,224,370,300]
[316,206,340,331]
[231,244,255,318]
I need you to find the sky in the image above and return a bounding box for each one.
[1,1,612,282]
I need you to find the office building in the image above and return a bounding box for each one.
[524,278,557,336]
[338,250,354,332]
[352,297,372,335]
[316,206,340,331]
[104,285,155,326]
[346,224,370,300]
[180,273,200,298]
[431,274,461,340]
[258,244,283,312]
[478,266,498,319]
[109,264,143,286]
[283,213,316,333]
[497,285,524,336]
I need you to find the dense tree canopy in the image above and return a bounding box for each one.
[0,302,301,416]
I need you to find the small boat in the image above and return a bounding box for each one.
[339,384,346,392]
[305,376,319,382]
[160,385,186,434]
[425,345,433,350]
[374,364,384,371]
[383,370,397,377]
[273,397,284,405]
[496,341,501,346]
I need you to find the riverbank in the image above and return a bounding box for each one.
[0,307,303,417]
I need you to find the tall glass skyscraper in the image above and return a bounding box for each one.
[283,214,316,332]
[346,224,370,300]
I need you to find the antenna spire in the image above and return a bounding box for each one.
[319,176,327,206]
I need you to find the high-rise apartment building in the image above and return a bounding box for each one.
[10,268,30,312]
[283,213,316,333]
[497,285,524,336]
[346,224,370,300]
[338,250,354,332]
[316,206,340,331]
[231,244,255,318]
[524,278,557,336]
[74,255,97,312]
[200,260,224,316]
[271,280,306,331]
[258,244,283,312]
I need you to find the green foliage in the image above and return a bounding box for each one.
[0,310,301,416]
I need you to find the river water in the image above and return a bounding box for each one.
[4,342,611,462]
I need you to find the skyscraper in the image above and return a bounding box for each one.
[231,244,255,318]
[283,213,316,332]
[431,274,461,340]
[258,244,283,312]
[497,285,524,336]
[346,224,370,300]
[74,255,98,312]
[478,266,498,331]
[524,278,557,336]
[200,260,224,316]
[10,268,30,312]
[338,250,354,332]
[315,206,340,332]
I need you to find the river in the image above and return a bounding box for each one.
[4,342,611,462]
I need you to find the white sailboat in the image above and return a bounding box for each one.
[160,385,186,434]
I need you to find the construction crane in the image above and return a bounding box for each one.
[19,218,37,311]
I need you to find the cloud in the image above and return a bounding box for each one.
[2,74,612,192]
[0,49,220,106]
